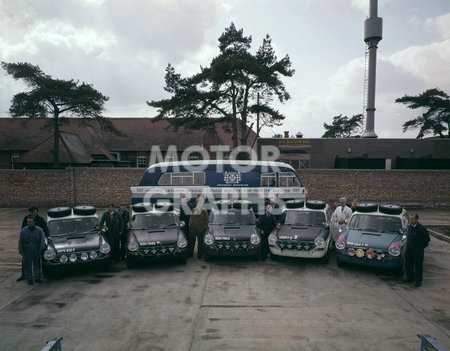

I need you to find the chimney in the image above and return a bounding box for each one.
[362,0,382,138]
[284,131,289,138]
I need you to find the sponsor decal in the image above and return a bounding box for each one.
[279,236,294,240]
[356,249,365,258]
[142,241,162,246]
[347,241,369,248]
[57,248,75,253]
[366,249,375,259]
[347,247,356,256]
[224,171,241,184]
[215,236,231,241]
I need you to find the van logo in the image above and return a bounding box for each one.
[224,171,241,184]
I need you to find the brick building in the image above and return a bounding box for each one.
[0,117,256,169]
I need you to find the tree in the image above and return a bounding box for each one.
[148,23,294,148]
[2,61,119,168]
[322,114,363,138]
[395,88,450,138]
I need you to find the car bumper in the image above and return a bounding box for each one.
[336,251,403,268]
[269,245,329,259]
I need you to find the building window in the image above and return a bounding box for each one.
[111,152,120,160]
[137,152,147,168]
[188,152,201,161]
[261,173,276,187]
[299,160,310,169]
[11,151,20,159]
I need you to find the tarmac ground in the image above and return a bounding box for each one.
[0,207,449,351]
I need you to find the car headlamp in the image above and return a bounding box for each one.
[100,242,111,254]
[250,233,260,245]
[90,251,98,260]
[388,242,402,257]
[60,255,68,264]
[314,237,325,247]
[81,252,89,261]
[177,238,188,248]
[128,241,139,252]
[335,236,347,250]
[204,233,215,245]
[268,234,277,244]
[43,249,56,261]
[69,254,77,262]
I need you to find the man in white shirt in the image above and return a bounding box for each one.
[332,197,352,231]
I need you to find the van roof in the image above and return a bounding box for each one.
[145,160,295,171]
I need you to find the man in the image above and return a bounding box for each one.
[179,195,191,251]
[17,206,50,282]
[118,203,130,260]
[404,214,430,287]
[99,204,123,263]
[332,197,352,231]
[257,204,280,261]
[188,195,209,259]
[18,216,46,285]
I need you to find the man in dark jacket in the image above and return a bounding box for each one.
[17,206,50,282]
[99,204,123,263]
[257,204,280,261]
[18,216,46,285]
[119,203,130,260]
[404,213,430,287]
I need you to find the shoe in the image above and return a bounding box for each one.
[27,280,33,285]
[35,279,43,283]
[16,275,25,282]
[414,282,422,287]
[402,278,413,282]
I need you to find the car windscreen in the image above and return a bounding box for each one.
[210,209,255,225]
[49,218,98,236]
[348,214,402,233]
[132,213,179,229]
[283,211,325,226]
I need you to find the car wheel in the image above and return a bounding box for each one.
[320,250,330,264]
[42,264,54,278]
[336,256,345,267]
[269,252,278,260]
[392,264,404,277]
[47,206,71,218]
[73,205,96,216]
[179,253,187,265]
[126,257,136,268]
[354,203,378,212]
[379,204,403,215]
[204,253,211,262]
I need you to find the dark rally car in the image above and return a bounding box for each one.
[42,206,111,276]
[203,200,261,261]
[126,202,188,267]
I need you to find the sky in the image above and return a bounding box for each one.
[0,0,449,139]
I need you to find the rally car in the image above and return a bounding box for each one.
[126,202,188,267]
[268,200,337,262]
[335,203,408,275]
[42,206,111,276]
[203,200,261,261]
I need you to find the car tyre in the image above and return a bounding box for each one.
[269,251,279,260]
[179,253,187,265]
[379,204,403,215]
[320,250,330,264]
[203,253,211,262]
[47,207,72,218]
[306,200,326,210]
[126,257,136,268]
[42,264,54,278]
[354,203,378,212]
[336,256,345,267]
[73,205,96,216]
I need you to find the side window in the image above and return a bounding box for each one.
[279,172,300,187]
[158,172,205,185]
[158,173,171,185]
[261,173,276,187]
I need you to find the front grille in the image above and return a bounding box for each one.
[215,240,252,251]
[278,240,315,251]
[48,250,108,264]
[346,246,388,260]
[138,245,180,256]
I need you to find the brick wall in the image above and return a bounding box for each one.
[1,168,449,208]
